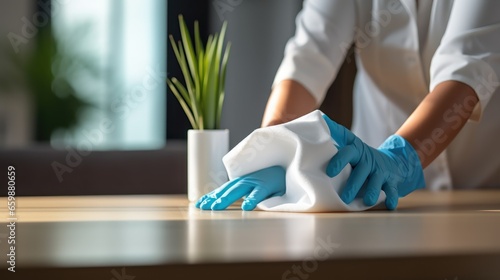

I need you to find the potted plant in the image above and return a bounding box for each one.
[168,15,231,201]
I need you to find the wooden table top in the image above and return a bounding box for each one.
[1,190,500,279]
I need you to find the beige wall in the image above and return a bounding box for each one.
[210,0,303,146]
[0,0,35,147]
[208,0,355,146]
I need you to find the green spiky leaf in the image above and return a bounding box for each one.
[167,15,230,130]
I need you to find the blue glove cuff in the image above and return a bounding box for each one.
[379,135,426,196]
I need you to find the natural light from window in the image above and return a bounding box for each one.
[51,0,166,150]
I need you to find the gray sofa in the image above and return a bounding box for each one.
[0,141,187,196]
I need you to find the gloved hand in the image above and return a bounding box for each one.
[322,114,425,210]
[195,166,286,211]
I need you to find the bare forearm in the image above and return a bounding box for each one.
[261,80,318,127]
[396,81,478,168]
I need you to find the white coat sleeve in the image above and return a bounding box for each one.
[272,0,357,104]
[430,0,500,121]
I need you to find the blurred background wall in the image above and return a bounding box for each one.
[0,0,35,147]
[0,0,355,195]
[210,0,302,146]
[1,0,303,149]
[0,0,167,150]
[1,0,354,149]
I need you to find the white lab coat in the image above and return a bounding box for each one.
[273,0,500,190]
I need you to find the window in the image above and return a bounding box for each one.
[52,0,167,150]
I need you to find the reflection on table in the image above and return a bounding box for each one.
[1,190,500,279]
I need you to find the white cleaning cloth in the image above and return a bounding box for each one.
[223,110,386,212]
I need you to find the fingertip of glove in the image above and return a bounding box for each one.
[385,198,398,210]
[242,202,255,211]
[363,194,377,207]
[326,167,334,178]
[340,193,352,205]
[211,201,225,211]
[195,197,205,208]
[242,198,259,210]
[326,164,340,178]
[199,200,213,210]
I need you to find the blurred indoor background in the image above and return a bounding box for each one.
[0,0,308,149]
[0,0,354,195]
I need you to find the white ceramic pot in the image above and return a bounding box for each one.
[187,129,229,202]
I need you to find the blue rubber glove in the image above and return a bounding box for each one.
[195,166,286,211]
[322,115,425,210]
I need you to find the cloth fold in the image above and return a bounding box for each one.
[223,110,386,212]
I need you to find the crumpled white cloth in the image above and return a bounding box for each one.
[223,110,386,212]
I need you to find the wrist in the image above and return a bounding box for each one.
[261,80,317,128]
[261,117,290,127]
[379,135,426,195]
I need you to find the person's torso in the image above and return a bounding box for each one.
[350,0,500,189]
